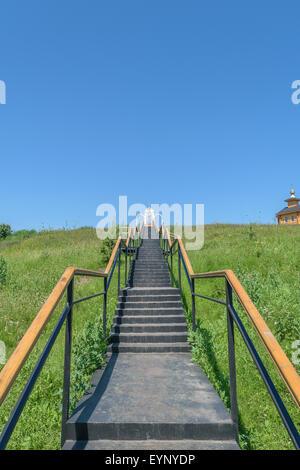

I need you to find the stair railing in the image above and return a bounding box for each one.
[157,223,300,449]
[0,223,142,450]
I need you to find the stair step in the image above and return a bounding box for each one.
[131,268,168,272]
[113,315,186,324]
[65,353,236,442]
[120,294,180,299]
[132,280,171,284]
[131,274,170,279]
[118,295,181,302]
[62,439,239,450]
[118,301,181,308]
[109,342,192,353]
[115,308,184,315]
[133,263,168,266]
[112,323,187,333]
[110,332,189,343]
[131,268,170,272]
[120,288,180,295]
[131,279,171,283]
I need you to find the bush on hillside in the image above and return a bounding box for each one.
[99,237,116,265]
[11,229,37,240]
[0,224,12,239]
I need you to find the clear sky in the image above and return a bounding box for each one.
[1,1,300,230]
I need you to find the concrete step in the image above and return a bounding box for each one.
[118,296,181,303]
[131,278,171,282]
[136,255,164,258]
[65,353,236,442]
[135,260,165,264]
[134,261,168,265]
[132,283,172,287]
[137,252,163,255]
[110,332,189,343]
[113,314,187,324]
[131,270,169,275]
[133,258,164,262]
[132,273,170,278]
[109,342,192,353]
[63,439,239,450]
[133,266,168,270]
[137,249,162,252]
[115,307,184,315]
[117,301,182,309]
[131,273,170,277]
[130,267,170,272]
[112,323,188,333]
[135,254,166,258]
[131,277,171,281]
[120,287,181,295]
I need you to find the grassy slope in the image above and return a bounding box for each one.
[0,224,299,449]
[0,228,121,449]
[175,224,299,450]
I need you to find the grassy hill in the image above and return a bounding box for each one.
[0,224,299,449]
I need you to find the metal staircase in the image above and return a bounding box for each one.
[109,226,191,353]
[62,226,239,450]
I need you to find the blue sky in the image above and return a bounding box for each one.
[0,1,300,230]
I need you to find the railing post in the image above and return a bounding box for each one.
[170,245,173,286]
[226,280,239,442]
[61,278,73,447]
[118,246,121,296]
[178,247,181,295]
[103,277,107,339]
[166,240,168,265]
[125,246,128,285]
[192,278,196,331]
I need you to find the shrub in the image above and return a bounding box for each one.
[0,224,12,239]
[10,229,37,241]
[0,255,7,286]
[99,237,116,265]
[70,320,107,412]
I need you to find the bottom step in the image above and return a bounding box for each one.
[109,342,192,353]
[63,439,239,450]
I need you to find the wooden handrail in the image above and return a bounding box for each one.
[0,234,127,407]
[177,238,194,276]
[125,228,131,247]
[104,237,122,274]
[165,227,172,248]
[0,265,109,406]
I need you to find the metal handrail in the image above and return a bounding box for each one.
[0,223,143,449]
[157,223,300,449]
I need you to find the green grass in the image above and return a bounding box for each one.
[0,229,38,244]
[0,224,299,450]
[169,223,300,450]
[0,227,123,449]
